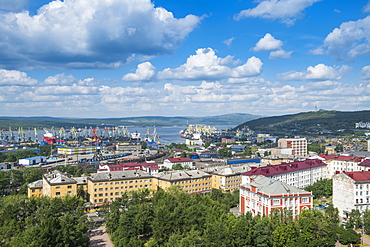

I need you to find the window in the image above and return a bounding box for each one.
[56,192,60,195]
[302,197,309,203]
[56,186,60,189]
[273,199,280,205]
[67,191,72,194]
[67,185,72,189]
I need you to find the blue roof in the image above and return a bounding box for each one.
[22,156,46,160]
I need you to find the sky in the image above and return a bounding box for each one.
[0,0,369,118]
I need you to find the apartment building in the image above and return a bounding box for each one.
[155,170,212,194]
[27,170,87,198]
[278,138,307,156]
[319,154,367,178]
[209,166,250,192]
[333,170,370,217]
[241,159,327,188]
[240,175,313,216]
[87,170,157,204]
[27,180,43,197]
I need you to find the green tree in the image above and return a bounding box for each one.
[338,226,361,245]
[218,147,232,158]
[304,178,332,198]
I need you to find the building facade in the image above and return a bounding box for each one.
[162,157,194,169]
[278,138,307,156]
[87,170,157,204]
[240,175,313,216]
[319,154,367,178]
[333,170,370,217]
[27,170,87,198]
[209,166,250,192]
[241,159,327,188]
[155,170,212,194]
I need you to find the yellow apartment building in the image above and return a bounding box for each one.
[27,170,88,198]
[42,170,78,197]
[87,170,157,204]
[156,170,212,194]
[27,180,43,197]
[209,166,250,192]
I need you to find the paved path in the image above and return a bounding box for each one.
[88,226,113,247]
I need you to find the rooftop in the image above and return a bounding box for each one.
[245,175,311,196]
[337,170,370,182]
[319,154,365,162]
[166,157,193,163]
[89,170,153,182]
[155,170,211,182]
[27,179,43,189]
[241,159,326,177]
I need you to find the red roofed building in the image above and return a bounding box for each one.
[333,170,370,217]
[319,154,367,178]
[163,157,194,169]
[240,175,313,217]
[241,159,327,188]
[98,162,159,175]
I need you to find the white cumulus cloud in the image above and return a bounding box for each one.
[122,62,156,81]
[316,16,370,61]
[269,49,293,59]
[278,64,351,81]
[253,33,283,51]
[253,33,292,59]
[234,0,321,25]
[0,69,37,86]
[0,0,201,69]
[158,48,262,80]
[364,1,370,12]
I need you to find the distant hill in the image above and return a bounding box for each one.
[234,110,370,137]
[0,113,261,129]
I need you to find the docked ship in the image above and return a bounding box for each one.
[179,124,254,144]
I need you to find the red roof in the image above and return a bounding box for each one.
[167,157,193,163]
[319,154,364,162]
[359,159,370,167]
[242,159,327,177]
[341,170,370,181]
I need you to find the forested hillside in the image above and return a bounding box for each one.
[235,110,370,137]
[0,113,260,129]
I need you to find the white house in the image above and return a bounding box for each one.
[19,156,47,166]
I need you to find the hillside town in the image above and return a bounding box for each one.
[1,123,370,246]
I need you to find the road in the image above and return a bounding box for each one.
[88,226,113,247]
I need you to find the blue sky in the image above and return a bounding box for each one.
[0,0,369,118]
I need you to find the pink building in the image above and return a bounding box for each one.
[240,175,313,217]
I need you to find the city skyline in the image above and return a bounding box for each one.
[0,0,369,118]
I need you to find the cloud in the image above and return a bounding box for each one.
[234,0,321,25]
[0,0,28,12]
[361,65,370,79]
[278,64,351,81]
[0,69,37,86]
[157,48,262,80]
[0,69,369,117]
[223,37,235,46]
[122,62,156,81]
[253,33,292,59]
[364,2,370,12]
[315,16,370,61]
[253,33,283,51]
[269,49,293,59]
[0,0,201,69]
